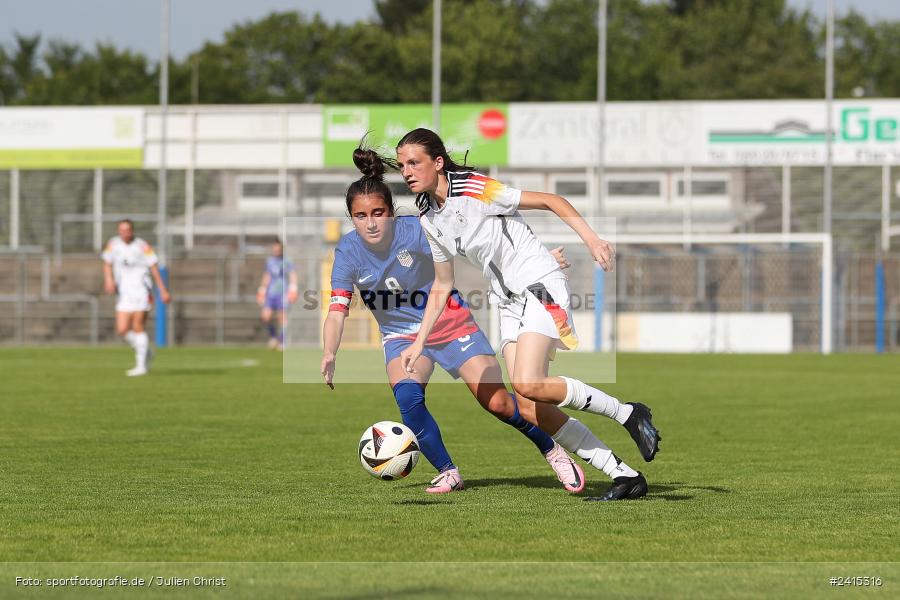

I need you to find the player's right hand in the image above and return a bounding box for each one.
[321,353,336,389]
[104,279,116,295]
[256,290,266,307]
[400,342,424,375]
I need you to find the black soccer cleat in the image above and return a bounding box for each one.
[585,473,648,502]
[623,402,661,462]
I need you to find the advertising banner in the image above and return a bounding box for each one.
[0,107,144,168]
[323,104,508,167]
[508,100,900,167]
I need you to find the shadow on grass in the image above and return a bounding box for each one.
[395,478,730,503]
[395,499,452,506]
[320,586,447,600]
[152,369,228,376]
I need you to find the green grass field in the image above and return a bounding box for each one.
[1,348,898,598]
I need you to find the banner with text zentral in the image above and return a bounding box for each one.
[508,100,900,167]
[323,104,508,168]
[0,107,143,169]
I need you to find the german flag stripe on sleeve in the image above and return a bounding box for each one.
[456,174,505,204]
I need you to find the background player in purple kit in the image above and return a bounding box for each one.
[256,239,298,350]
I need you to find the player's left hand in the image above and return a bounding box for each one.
[550,246,570,270]
[321,353,336,390]
[287,290,299,304]
[160,289,172,304]
[400,342,424,374]
[588,237,615,272]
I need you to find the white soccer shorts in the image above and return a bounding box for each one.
[498,273,578,354]
[116,289,152,313]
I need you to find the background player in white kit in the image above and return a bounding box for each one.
[102,219,172,376]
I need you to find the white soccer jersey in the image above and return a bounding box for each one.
[418,171,560,300]
[102,236,158,299]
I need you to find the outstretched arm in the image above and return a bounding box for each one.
[518,191,615,272]
[399,259,455,374]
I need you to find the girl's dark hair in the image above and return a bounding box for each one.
[396,128,475,173]
[397,128,475,213]
[345,146,398,215]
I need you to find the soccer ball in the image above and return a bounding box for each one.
[358,421,420,480]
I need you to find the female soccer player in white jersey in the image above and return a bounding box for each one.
[396,129,661,501]
[102,219,171,376]
[321,148,601,494]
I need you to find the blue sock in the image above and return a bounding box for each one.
[504,394,555,454]
[266,322,277,338]
[393,379,454,472]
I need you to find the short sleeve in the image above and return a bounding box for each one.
[454,173,520,216]
[421,222,449,263]
[482,178,521,216]
[329,243,356,314]
[141,241,159,267]
[101,240,114,264]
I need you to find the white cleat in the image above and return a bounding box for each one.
[126,366,148,377]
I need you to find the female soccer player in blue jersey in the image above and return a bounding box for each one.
[396,129,661,500]
[256,239,298,350]
[322,148,597,494]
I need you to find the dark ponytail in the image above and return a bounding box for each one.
[345,146,399,215]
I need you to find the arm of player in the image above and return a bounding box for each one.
[518,191,615,272]
[103,262,116,295]
[549,246,570,271]
[287,270,299,304]
[400,260,455,374]
[321,310,347,390]
[257,273,271,306]
[149,264,172,303]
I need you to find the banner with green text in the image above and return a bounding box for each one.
[323,104,508,168]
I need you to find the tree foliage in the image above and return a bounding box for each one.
[1,0,899,106]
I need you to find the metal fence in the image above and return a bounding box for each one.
[1,246,896,352]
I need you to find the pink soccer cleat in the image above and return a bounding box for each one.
[425,467,465,493]
[544,443,585,494]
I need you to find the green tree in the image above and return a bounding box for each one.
[192,12,341,103]
[27,43,155,105]
[657,0,822,99]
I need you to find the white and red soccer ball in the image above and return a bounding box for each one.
[358,421,420,480]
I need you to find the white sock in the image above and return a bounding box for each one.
[558,376,633,424]
[552,417,639,479]
[124,331,136,347]
[134,332,149,369]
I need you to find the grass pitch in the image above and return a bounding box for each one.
[1,347,898,598]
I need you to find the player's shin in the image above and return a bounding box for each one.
[502,393,554,454]
[552,417,638,479]
[392,380,454,473]
[133,332,149,368]
[557,376,633,424]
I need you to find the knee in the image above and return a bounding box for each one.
[512,380,551,402]
[481,390,514,420]
[393,380,425,414]
[116,325,130,337]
